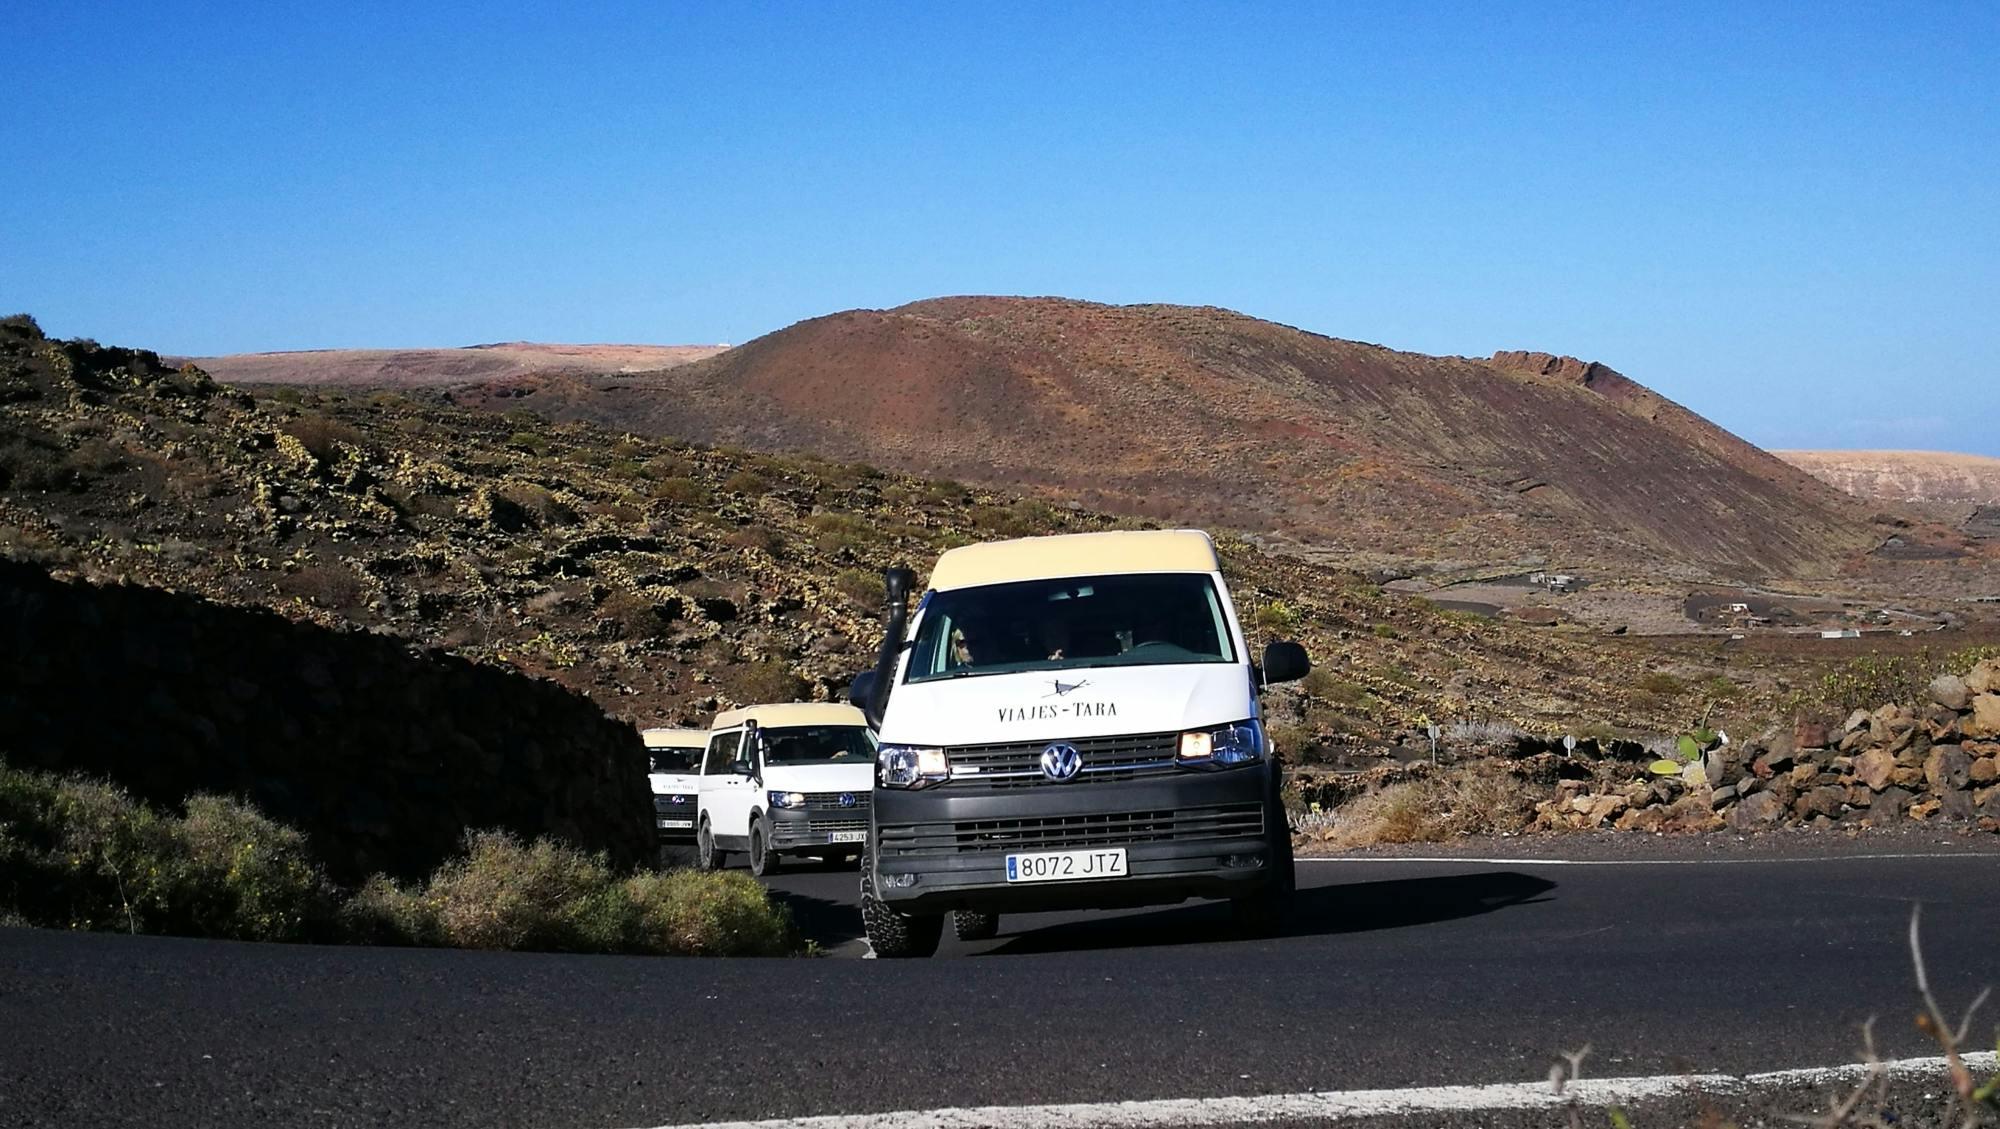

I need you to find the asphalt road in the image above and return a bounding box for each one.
[3,849,1997,1128]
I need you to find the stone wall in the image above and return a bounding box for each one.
[1537,659,2000,834]
[0,560,653,882]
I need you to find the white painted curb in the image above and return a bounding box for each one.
[630,1052,1997,1129]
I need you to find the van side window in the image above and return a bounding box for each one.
[703,732,742,776]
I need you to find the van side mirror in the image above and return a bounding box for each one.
[848,670,879,710]
[1261,640,1310,685]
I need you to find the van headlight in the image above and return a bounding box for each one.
[766,790,807,809]
[879,744,950,789]
[1177,721,1264,768]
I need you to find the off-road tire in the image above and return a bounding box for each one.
[748,818,781,878]
[695,817,725,872]
[951,910,1000,942]
[1230,774,1297,937]
[859,843,942,958]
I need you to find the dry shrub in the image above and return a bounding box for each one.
[494,480,576,527]
[381,483,457,521]
[420,832,629,952]
[722,470,771,496]
[726,525,784,556]
[624,869,793,956]
[597,589,676,640]
[641,453,690,479]
[338,832,793,956]
[588,498,646,525]
[647,476,709,506]
[726,659,808,705]
[279,563,369,612]
[0,434,72,491]
[1313,765,1543,849]
[340,875,439,945]
[0,764,332,941]
[833,567,883,608]
[280,413,364,463]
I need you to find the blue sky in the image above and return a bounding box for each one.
[5,3,1995,455]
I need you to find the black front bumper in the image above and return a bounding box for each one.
[869,765,1277,914]
[652,795,698,844]
[767,804,871,854]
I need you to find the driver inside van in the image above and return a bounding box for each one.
[952,616,1001,666]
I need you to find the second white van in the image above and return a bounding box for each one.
[642,726,707,849]
[695,702,877,876]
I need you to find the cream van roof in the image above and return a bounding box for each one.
[927,529,1220,592]
[641,727,709,748]
[709,702,869,731]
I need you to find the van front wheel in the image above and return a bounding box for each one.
[695,817,725,872]
[748,818,781,878]
[860,844,941,958]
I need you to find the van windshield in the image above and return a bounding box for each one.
[905,573,1236,684]
[648,747,701,773]
[761,726,877,767]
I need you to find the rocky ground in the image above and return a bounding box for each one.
[1536,660,2000,836]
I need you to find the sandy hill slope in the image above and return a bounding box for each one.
[450,297,1881,581]
[1775,450,2000,508]
[179,341,729,388]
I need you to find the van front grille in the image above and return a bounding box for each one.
[876,802,1264,856]
[944,732,1180,788]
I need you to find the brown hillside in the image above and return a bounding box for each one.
[181,341,728,388]
[453,297,1880,580]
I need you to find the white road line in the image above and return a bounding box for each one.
[631,1053,1999,1129]
[1297,852,2000,866]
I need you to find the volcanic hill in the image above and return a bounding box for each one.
[450,297,1882,581]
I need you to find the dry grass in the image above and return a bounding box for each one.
[1299,764,1545,849]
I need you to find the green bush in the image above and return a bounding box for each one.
[624,869,793,956]
[0,764,332,941]
[834,567,883,608]
[495,480,576,527]
[722,470,772,496]
[647,476,709,506]
[727,659,808,705]
[422,831,630,952]
[1254,600,1301,638]
[505,431,552,456]
[339,833,794,956]
[0,765,795,956]
[1633,671,1688,697]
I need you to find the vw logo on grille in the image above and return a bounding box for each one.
[838,792,857,808]
[1040,743,1083,782]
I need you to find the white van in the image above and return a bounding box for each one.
[642,727,707,848]
[695,702,877,877]
[849,529,1309,957]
